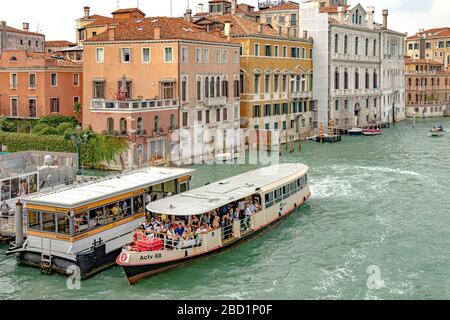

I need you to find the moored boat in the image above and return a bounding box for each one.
[362,125,383,136]
[6,167,194,279]
[348,127,363,136]
[116,163,311,285]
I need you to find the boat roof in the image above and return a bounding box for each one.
[24,167,194,209]
[147,163,308,216]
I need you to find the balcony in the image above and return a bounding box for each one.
[91,98,179,111]
[204,96,227,107]
[290,92,312,99]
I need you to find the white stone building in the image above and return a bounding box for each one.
[299,1,406,132]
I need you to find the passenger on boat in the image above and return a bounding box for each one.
[212,215,221,229]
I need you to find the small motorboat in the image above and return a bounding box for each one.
[429,125,446,137]
[362,125,383,136]
[348,127,363,136]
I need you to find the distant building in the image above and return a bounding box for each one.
[82,14,241,164]
[0,50,82,119]
[405,58,450,118]
[406,28,450,69]
[0,21,45,54]
[257,1,299,38]
[45,40,76,53]
[195,1,315,144]
[300,1,406,132]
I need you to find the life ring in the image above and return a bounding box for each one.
[119,252,129,263]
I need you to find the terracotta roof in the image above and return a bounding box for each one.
[85,17,115,28]
[45,40,76,48]
[3,25,44,37]
[319,5,351,14]
[0,50,81,68]
[259,1,299,12]
[405,58,443,65]
[112,7,145,15]
[407,27,450,40]
[84,17,234,44]
[205,14,283,37]
[79,14,110,21]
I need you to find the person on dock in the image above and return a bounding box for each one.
[1,201,10,217]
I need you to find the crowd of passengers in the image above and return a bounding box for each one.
[138,196,261,243]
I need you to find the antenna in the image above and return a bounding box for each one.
[137,0,140,8]
[170,0,173,17]
[116,0,120,9]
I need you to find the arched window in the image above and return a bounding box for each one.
[137,117,143,131]
[365,69,370,89]
[373,39,377,57]
[9,56,18,62]
[344,35,348,55]
[431,78,435,86]
[373,71,378,89]
[170,113,175,130]
[210,77,215,97]
[355,69,359,89]
[355,10,359,24]
[408,78,412,87]
[204,76,209,98]
[107,118,114,135]
[120,117,127,134]
[216,76,221,97]
[335,68,340,90]
[365,38,369,56]
[197,77,202,100]
[335,34,339,53]
[416,78,419,86]
[344,68,348,89]
[154,115,160,132]
[437,78,440,86]
[181,76,188,102]
[355,37,359,55]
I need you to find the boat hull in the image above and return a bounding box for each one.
[120,192,311,285]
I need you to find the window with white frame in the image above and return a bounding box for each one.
[10,73,17,88]
[10,97,18,117]
[121,48,131,63]
[181,47,188,63]
[96,48,104,63]
[254,44,260,56]
[203,48,209,63]
[164,47,173,63]
[233,50,239,63]
[29,73,36,88]
[73,73,79,86]
[194,48,201,64]
[222,49,228,63]
[216,49,222,63]
[142,48,151,63]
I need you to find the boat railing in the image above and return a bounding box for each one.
[240,217,251,232]
[136,229,205,251]
[221,223,234,241]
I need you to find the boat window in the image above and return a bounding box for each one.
[133,195,144,214]
[164,180,176,194]
[153,183,163,192]
[283,184,290,199]
[179,182,188,193]
[290,181,297,195]
[297,178,301,188]
[42,212,57,233]
[274,188,282,203]
[74,212,89,234]
[28,210,41,231]
[56,214,70,235]
[265,192,274,208]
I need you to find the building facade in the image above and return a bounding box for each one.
[405,58,450,118]
[406,28,450,69]
[300,1,406,131]
[82,16,241,165]
[0,21,45,54]
[257,1,299,38]
[0,50,82,119]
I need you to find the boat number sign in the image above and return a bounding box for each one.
[140,253,163,261]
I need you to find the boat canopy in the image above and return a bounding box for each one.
[23,167,194,209]
[147,163,308,216]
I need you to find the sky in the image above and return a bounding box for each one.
[0,0,448,41]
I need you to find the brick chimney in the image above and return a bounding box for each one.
[108,25,116,41]
[231,0,237,15]
[154,26,161,40]
[184,9,193,23]
[259,23,264,36]
[337,6,345,23]
[83,6,90,19]
[303,30,308,39]
[22,22,29,32]
[382,9,388,30]
[367,6,374,29]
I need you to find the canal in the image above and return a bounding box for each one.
[1,118,449,299]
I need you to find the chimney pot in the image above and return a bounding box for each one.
[22,22,29,31]
[108,25,116,41]
[303,30,308,39]
[259,23,264,36]
[83,6,90,19]
[382,9,388,29]
[231,0,237,15]
[224,21,232,36]
[154,26,161,40]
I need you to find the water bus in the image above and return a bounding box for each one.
[362,125,383,136]
[6,167,193,279]
[117,163,310,285]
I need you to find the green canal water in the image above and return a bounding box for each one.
[1,118,449,300]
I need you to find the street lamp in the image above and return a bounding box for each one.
[71,126,90,176]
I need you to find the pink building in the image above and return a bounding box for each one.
[82,11,241,164]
